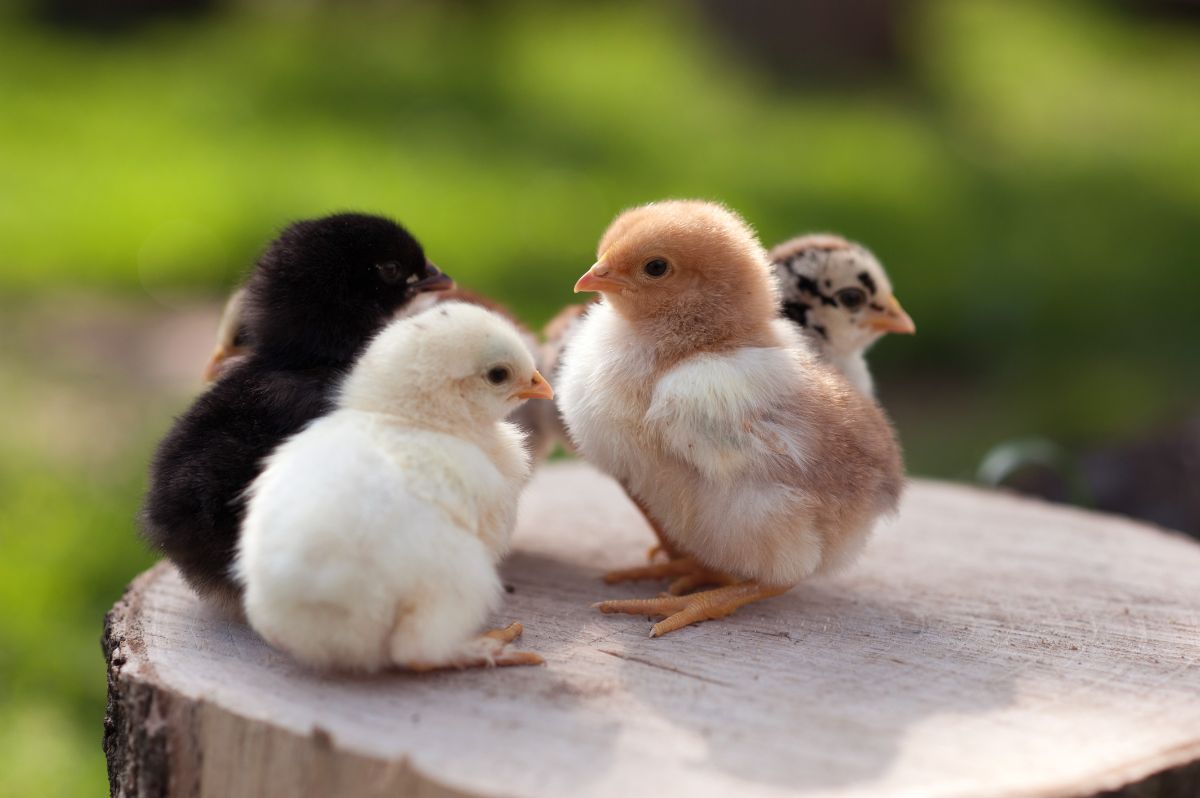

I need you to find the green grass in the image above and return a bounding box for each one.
[1,1,1198,794]
[0,349,158,797]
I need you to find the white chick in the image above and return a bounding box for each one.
[769,234,915,397]
[235,302,554,670]
[203,282,560,463]
[557,200,904,637]
[399,288,556,462]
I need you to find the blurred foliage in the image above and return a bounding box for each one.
[0,0,1198,795]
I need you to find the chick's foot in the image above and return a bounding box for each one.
[646,542,670,562]
[409,622,544,671]
[602,556,735,594]
[594,582,791,637]
[602,556,701,585]
[667,569,738,595]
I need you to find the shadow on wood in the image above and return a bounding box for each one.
[104,462,1200,797]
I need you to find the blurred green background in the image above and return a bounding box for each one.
[1,0,1197,794]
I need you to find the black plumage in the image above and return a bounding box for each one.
[141,213,451,607]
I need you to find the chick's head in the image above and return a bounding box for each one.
[341,302,553,429]
[769,234,914,357]
[244,213,451,365]
[575,200,779,349]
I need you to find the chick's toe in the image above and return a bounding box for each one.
[602,556,702,585]
[481,621,525,644]
[594,582,791,637]
[408,623,544,671]
[456,623,544,669]
[667,569,738,596]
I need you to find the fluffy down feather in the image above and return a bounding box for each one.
[558,201,905,634]
[769,233,915,397]
[141,213,448,610]
[235,302,551,670]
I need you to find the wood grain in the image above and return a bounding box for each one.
[104,462,1200,798]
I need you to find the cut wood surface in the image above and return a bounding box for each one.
[104,462,1200,798]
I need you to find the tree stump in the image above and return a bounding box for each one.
[104,462,1200,798]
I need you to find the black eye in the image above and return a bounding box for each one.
[486,366,510,385]
[643,258,669,278]
[376,261,403,285]
[836,288,867,310]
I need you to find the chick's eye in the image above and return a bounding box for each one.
[837,288,866,310]
[643,258,669,278]
[486,366,510,385]
[375,261,403,284]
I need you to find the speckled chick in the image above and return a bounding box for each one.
[769,234,914,397]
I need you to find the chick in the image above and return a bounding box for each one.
[235,302,553,671]
[769,234,914,396]
[400,288,556,462]
[557,200,904,637]
[142,213,451,611]
[200,283,559,462]
[202,285,250,383]
[532,298,599,456]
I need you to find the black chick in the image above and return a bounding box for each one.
[141,213,451,610]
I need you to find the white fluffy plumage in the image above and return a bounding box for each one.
[234,302,552,671]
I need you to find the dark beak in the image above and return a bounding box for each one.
[408,261,454,294]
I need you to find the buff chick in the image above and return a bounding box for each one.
[769,234,914,396]
[556,200,904,637]
[235,302,554,670]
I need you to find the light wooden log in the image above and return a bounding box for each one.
[104,462,1200,798]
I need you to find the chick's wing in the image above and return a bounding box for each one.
[645,347,811,482]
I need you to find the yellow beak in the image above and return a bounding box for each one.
[202,344,246,383]
[512,370,554,401]
[574,261,632,294]
[867,295,916,335]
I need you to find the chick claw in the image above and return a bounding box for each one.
[594,582,790,637]
[410,622,544,671]
[475,622,545,667]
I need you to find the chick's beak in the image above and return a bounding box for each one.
[202,344,243,383]
[574,262,631,294]
[868,295,916,334]
[513,370,554,401]
[409,261,454,294]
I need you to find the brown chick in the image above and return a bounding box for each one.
[555,200,904,637]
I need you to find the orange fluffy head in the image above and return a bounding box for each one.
[575,200,779,352]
